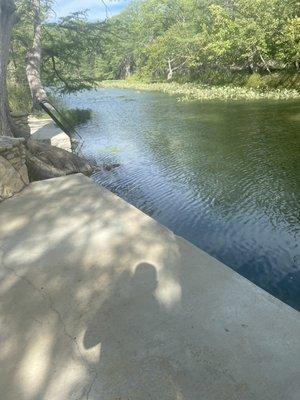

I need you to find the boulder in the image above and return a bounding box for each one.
[25,139,94,181]
[11,111,31,140]
[0,155,27,201]
[0,136,29,201]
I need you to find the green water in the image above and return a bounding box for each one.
[65,88,300,310]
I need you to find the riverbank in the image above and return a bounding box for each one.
[100,80,300,101]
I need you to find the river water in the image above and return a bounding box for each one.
[63,88,300,310]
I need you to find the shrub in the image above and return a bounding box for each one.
[246,73,263,89]
[58,108,92,130]
[8,82,32,113]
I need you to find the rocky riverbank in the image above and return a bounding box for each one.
[0,114,95,201]
[0,135,94,201]
[0,137,29,201]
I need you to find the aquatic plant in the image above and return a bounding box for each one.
[100,80,300,102]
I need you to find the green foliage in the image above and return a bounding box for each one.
[9,1,111,98]
[59,108,92,129]
[8,0,107,119]
[277,16,300,66]
[99,0,300,86]
[42,12,110,92]
[8,82,32,113]
[246,72,300,90]
[7,0,300,107]
[100,79,300,101]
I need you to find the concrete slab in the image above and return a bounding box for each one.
[29,117,71,152]
[0,174,299,400]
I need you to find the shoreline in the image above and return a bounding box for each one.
[99,80,300,102]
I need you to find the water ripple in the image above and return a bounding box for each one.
[64,88,300,310]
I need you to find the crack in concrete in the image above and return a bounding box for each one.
[85,370,98,400]
[2,259,96,383]
[1,258,98,399]
[3,264,79,349]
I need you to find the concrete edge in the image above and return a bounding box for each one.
[27,172,299,316]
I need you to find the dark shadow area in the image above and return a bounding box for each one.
[83,262,184,399]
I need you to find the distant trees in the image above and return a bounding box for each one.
[2,0,299,130]
[99,0,300,81]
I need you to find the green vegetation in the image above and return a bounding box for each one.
[59,108,92,129]
[7,2,99,124]
[7,0,300,109]
[7,81,91,127]
[101,79,300,101]
[8,82,32,113]
[96,0,299,92]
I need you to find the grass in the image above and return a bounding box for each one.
[100,78,300,101]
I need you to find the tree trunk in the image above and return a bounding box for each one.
[25,0,47,104]
[0,0,17,136]
[124,57,131,78]
[25,0,74,138]
[167,58,173,80]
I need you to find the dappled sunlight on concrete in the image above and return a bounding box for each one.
[0,174,299,400]
[16,327,53,398]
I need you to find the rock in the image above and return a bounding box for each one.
[92,163,120,172]
[0,136,29,201]
[11,111,31,140]
[0,155,28,201]
[25,139,94,181]
[102,163,121,171]
[0,136,25,151]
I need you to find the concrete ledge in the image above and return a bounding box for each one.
[29,117,71,152]
[0,174,299,400]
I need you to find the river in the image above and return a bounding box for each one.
[63,88,300,310]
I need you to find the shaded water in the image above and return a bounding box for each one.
[64,88,300,310]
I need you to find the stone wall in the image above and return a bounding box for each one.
[0,136,29,201]
[11,111,31,140]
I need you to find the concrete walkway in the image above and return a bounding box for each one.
[29,116,71,152]
[0,174,299,400]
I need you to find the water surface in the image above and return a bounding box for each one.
[64,88,300,310]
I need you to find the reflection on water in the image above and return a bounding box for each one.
[63,88,300,310]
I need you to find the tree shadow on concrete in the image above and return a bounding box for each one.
[0,174,185,399]
[0,174,299,400]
